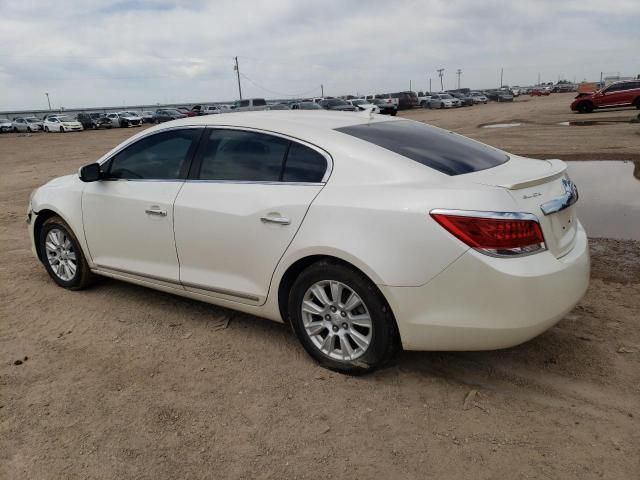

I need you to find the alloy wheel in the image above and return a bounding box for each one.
[301,280,373,361]
[45,228,77,281]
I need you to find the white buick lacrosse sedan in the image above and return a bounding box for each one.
[28,111,589,373]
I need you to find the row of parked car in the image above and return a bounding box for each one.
[0,85,531,134]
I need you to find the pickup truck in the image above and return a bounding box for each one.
[233,98,268,112]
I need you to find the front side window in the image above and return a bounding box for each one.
[107,129,200,180]
[336,120,508,176]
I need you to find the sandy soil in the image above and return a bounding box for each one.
[401,92,640,161]
[1,97,639,479]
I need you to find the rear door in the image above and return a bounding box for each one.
[173,128,330,304]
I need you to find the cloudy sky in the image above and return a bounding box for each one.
[0,0,638,110]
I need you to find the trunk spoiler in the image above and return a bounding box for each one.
[498,159,567,190]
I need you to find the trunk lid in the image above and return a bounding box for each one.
[463,156,579,258]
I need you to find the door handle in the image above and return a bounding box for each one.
[260,215,290,225]
[145,207,167,217]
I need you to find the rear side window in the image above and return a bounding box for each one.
[253,99,267,106]
[282,143,327,183]
[335,120,508,176]
[198,130,288,181]
[196,129,328,183]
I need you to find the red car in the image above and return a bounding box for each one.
[570,80,640,113]
[176,107,198,117]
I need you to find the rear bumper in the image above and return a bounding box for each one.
[381,223,590,351]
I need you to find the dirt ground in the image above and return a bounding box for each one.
[402,92,640,161]
[1,95,639,479]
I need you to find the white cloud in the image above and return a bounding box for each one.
[0,0,638,110]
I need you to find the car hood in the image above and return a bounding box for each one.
[41,174,78,189]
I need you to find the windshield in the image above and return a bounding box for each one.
[0,118,9,122]
[440,94,453,99]
[57,116,73,122]
[26,118,40,123]
[351,100,366,105]
[335,120,508,176]
[324,99,348,107]
[164,109,181,115]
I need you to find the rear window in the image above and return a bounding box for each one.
[335,120,508,176]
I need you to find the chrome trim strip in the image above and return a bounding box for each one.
[181,281,260,302]
[429,208,541,222]
[540,178,578,216]
[94,124,333,185]
[93,264,260,302]
[183,179,324,186]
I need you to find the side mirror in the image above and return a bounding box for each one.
[80,163,102,182]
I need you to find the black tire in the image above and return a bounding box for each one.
[59,126,64,133]
[39,216,96,290]
[44,126,49,132]
[13,127,18,133]
[577,101,593,113]
[390,110,397,116]
[634,98,640,110]
[288,260,399,374]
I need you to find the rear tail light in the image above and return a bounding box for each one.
[430,209,546,257]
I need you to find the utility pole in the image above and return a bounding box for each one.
[409,79,412,92]
[429,78,432,93]
[234,56,242,101]
[45,92,51,111]
[321,84,324,97]
[456,69,462,89]
[500,67,504,88]
[437,68,444,91]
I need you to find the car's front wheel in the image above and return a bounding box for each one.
[39,216,95,290]
[59,126,64,133]
[577,101,593,113]
[288,260,399,374]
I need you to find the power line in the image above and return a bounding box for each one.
[238,73,321,98]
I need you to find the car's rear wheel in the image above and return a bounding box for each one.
[577,101,593,113]
[288,260,399,374]
[39,216,95,290]
[59,126,64,132]
[44,126,49,132]
[634,97,640,110]
[390,110,397,116]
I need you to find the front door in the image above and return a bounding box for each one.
[174,128,329,304]
[82,128,202,282]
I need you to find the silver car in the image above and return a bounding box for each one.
[12,117,43,132]
[427,94,456,109]
[0,117,12,132]
[469,91,488,104]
